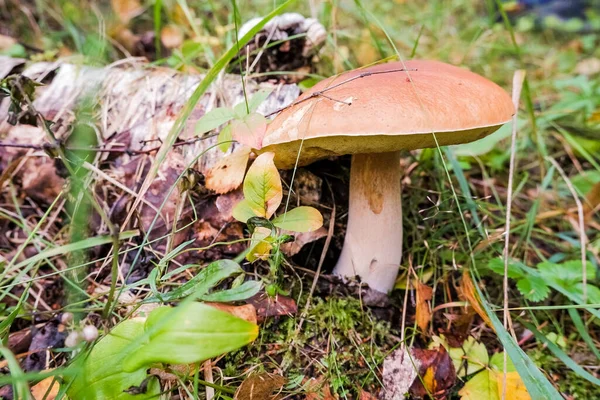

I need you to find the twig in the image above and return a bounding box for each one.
[502,69,526,400]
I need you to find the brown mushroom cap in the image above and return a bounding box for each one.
[261,60,515,168]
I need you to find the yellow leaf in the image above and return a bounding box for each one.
[246,227,272,262]
[493,371,532,400]
[243,152,282,219]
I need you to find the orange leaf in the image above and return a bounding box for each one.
[205,147,250,194]
[460,269,494,332]
[231,113,268,150]
[111,0,143,23]
[415,282,433,332]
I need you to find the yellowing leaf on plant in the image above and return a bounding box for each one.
[459,369,499,400]
[243,152,282,219]
[246,227,272,262]
[205,147,250,194]
[218,124,233,152]
[231,113,268,150]
[233,199,258,223]
[111,0,143,23]
[272,206,323,232]
[432,335,489,377]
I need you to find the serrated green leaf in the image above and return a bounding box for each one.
[243,152,282,218]
[66,319,161,400]
[232,199,258,223]
[200,280,262,302]
[516,277,551,302]
[217,124,233,153]
[487,258,524,279]
[195,107,235,135]
[123,302,258,372]
[145,259,243,303]
[538,260,595,288]
[272,207,323,232]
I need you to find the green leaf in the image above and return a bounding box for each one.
[145,260,243,303]
[432,335,488,377]
[231,113,268,149]
[459,370,499,400]
[243,152,282,218]
[194,107,235,135]
[66,319,161,400]
[247,89,273,113]
[538,260,595,288]
[200,280,262,302]
[217,124,233,152]
[516,277,551,302]
[487,258,524,279]
[232,199,259,223]
[272,207,324,232]
[123,302,258,372]
[489,352,516,373]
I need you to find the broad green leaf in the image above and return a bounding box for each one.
[538,260,595,288]
[145,260,243,303]
[516,277,551,302]
[123,302,258,371]
[434,335,489,377]
[243,152,282,218]
[200,280,262,302]
[231,113,268,149]
[272,207,324,232]
[569,171,600,195]
[489,352,516,373]
[487,258,524,279]
[247,89,273,113]
[246,227,272,262]
[459,370,499,400]
[217,124,233,153]
[66,319,160,400]
[232,199,259,223]
[195,107,235,135]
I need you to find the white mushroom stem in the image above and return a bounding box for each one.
[333,152,403,293]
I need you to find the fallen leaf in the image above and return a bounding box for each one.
[459,269,494,331]
[280,227,327,256]
[415,282,433,333]
[235,372,286,400]
[216,190,245,220]
[432,335,488,378]
[459,369,498,400]
[205,147,251,194]
[493,371,531,400]
[584,182,600,218]
[382,347,420,400]
[304,377,335,400]
[112,0,144,23]
[409,346,456,399]
[206,303,258,325]
[161,25,184,49]
[247,292,297,322]
[31,376,59,400]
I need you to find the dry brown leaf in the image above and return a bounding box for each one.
[234,373,286,400]
[584,182,600,218]
[205,147,250,194]
[304,377,335,400]
[161,25,184,49]
[358,389,377,400]
[459,269,494,332]
[415,282,433,333]
[247,292,297,322]
[111,0,144,23]
[31,376,59,400]
[409,346,456,399]
[280,227,328,256]
[206,303,258,325]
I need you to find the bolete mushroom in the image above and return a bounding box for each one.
[259,60,514,293]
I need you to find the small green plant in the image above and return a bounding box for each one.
[487,258,598,303]
[231,151,323,294]
[64,260,260,399]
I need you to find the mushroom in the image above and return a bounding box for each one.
[259,60,514,293]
